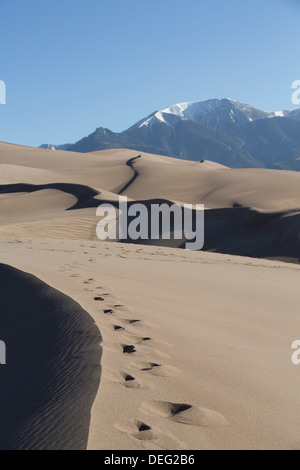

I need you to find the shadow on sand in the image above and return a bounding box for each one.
[0,264,102,450]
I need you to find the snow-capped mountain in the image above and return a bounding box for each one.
[40,98,300,170]
[131,99,289,135]
[39,143,70,151]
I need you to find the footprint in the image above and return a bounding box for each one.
[124,334,171,349]
[113,325,125,331]
[115,420,154,441]
[122,344,137,355]
[122,373,140,388]
[123,333,152,344]
[115,420,187,449]
[141,400,228,428]
[120,319,142,328]
[83,279,95,284]
[105,371,141,389]
[121,319,159,329]
[139,337,152,344]
[131,362,180,377]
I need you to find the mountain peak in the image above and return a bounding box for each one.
[135,98,274,133]
[40,98,300,171]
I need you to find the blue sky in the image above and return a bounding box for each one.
[0,0,299,146]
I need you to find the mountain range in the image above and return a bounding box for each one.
[40,99,300,170]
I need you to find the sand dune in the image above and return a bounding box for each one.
[0,263,101,450]
[1,239,300,450]
[0,142,300,449]
[0,143,300,261]
[117,153,300,211]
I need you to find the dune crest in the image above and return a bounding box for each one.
[0,143,300,261]
[0,263,101,450]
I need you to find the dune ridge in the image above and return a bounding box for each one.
[0,263,102,450]
[0,143,300,262]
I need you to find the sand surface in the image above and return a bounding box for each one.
[0,143,299,261]
[0,143,300,449]
[0,239,300,450]
[0,262,101,450]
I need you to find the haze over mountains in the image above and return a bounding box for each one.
[41,98,300,170]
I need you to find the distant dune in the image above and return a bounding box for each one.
[0,142,299,262]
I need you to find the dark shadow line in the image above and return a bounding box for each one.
[119,155,142,195]
[0,183,100,210]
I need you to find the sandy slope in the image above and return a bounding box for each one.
[1,239,300,450]
[0,262,101,450]
[0,143,300,261]
[1,142,300,449]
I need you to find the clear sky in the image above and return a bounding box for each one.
[0,0,299,146]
